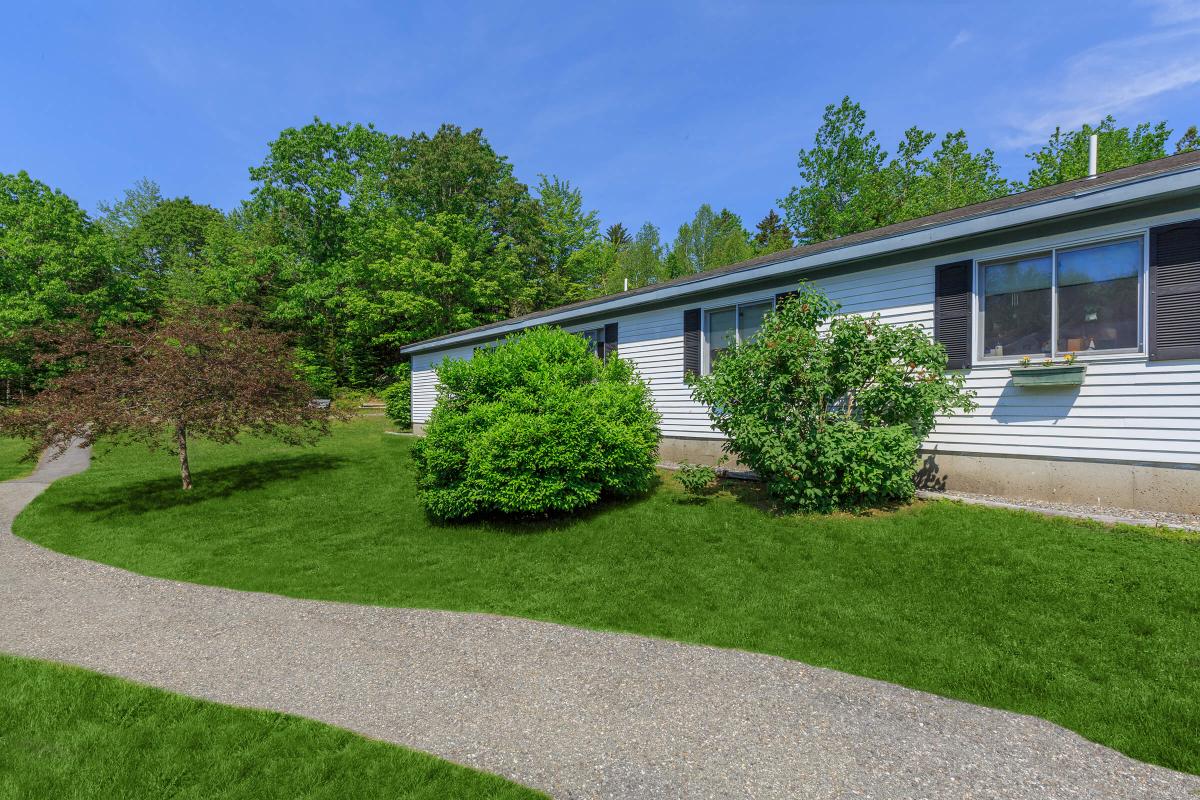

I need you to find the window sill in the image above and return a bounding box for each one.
[972,351,1144,369]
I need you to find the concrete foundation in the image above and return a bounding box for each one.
[916,449,1200,515]
[655,436,740,470]
[408,426,1199,514]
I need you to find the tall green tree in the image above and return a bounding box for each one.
[0,171,114,399]
[248,119,395,265]
[779,97,1012,244]
[535,174,600,304]
[908,130,1011,216]
[667,204,754,274]
[1023,117,1173,189]
[618,222,666,290]
[779,97,887,244]
[335,211,525,382]
[129,198,226,306]
[96,177,163,234]
[241,120,551,388]
[387,124,544,311]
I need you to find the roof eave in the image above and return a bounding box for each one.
[400,163,1200,355]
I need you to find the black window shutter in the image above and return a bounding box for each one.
[682,308,702,378]
[603,322,618,360]
[775,290,797,307]
[934,260,973,370]
[1149,219,1200,361]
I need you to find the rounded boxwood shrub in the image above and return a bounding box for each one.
[689,284,976,513]
[413,326,660,520]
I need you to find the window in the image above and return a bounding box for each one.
[705,299,773,371]
[979,236,1143,359]
[578,327,605,359]
[1056,239,1141,353]
[980,253,1053,357]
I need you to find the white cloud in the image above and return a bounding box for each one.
[1142,0,1200,25]
[1002,25,1200,146]
[949,29,972,49]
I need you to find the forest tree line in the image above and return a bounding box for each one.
[2,97,1196,397]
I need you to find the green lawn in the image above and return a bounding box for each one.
[0,437,32,482]
[0,653,542,799]
[14,417,1200,774]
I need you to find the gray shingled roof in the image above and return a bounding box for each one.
[400,150,1200,352]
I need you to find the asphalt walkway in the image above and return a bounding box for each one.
[2,446,1196,799]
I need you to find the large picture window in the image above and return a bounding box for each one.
[705,299,773,371]
[979,236,1143,359]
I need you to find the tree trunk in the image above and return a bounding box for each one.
[175,422,192,491]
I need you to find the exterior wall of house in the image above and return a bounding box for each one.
[409,202,1200,513]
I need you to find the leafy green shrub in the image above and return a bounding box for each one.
[674,462,718,497]
[380,365,411,429]
[689,284,975,513]
[413,326,661,520]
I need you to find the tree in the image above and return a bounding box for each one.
[754,210,794,254]
[667,204,754,274]
[1176,125,1200,154]
[779,98,1012,244]
[0,171,115,401]
[605,223,631,248]
[711,208,755,267]
[1023,117,1172,189]
[333,211,525,380]
[241,120,558,387]
[96,177,163,234]
[616,222,666,290]
[1,305,334,490]
[535,174,600,303]
[909,130,1010,216]
[247,119,394,265]
[778,97,886,244]
[129,197,227,306]
[387,124,545,311]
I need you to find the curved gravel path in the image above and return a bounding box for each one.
[2,447,1198,799]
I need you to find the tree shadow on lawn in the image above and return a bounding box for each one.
[63,454,350,518]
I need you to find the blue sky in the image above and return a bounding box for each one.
[4,1,1200,237]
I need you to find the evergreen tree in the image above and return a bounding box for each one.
[1175,125,1200,154]
[605,222,632,249]
[754,210,795,253]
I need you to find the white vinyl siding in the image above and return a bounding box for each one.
[410,205,1200,468]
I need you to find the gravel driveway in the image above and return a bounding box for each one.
[2,446,1198,799]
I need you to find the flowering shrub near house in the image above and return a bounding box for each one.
[689,284,976,512]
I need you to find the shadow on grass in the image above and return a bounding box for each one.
[64,454,350,517]
[430,473,667,536]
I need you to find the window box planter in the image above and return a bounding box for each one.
[1009,364,1086,387]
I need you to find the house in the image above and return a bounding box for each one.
[399,152,1200,514]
